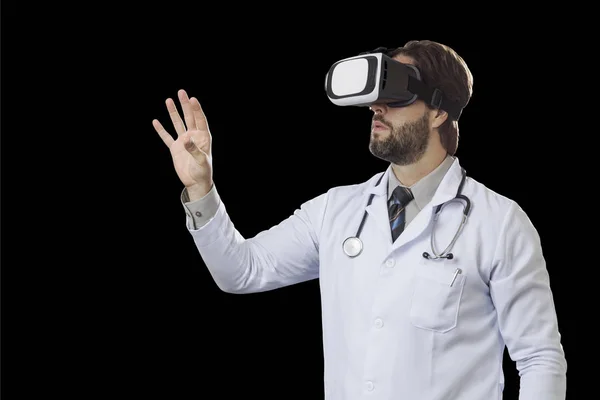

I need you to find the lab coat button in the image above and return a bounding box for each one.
[385,259,395,267]
[365,381,374,391]
[374,318,384,328]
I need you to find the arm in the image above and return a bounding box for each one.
[489,202,567,399]
[154,89,323,294]
[184,183,327,294]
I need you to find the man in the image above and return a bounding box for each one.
[153,40,567,399]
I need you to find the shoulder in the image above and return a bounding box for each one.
[326,171,385,198]
[465,174,537,236]
[298,170,385,218]
[465,174,515,210]
[292,171,384,235]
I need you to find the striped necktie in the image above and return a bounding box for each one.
[388,186,414,242]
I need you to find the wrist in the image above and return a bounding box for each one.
[186,181,212,202]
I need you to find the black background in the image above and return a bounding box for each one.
[3,6,582,399]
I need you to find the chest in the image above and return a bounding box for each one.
[318,195,496,311]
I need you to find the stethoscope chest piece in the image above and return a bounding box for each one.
[342,236,363,258]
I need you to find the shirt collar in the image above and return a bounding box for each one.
[387,155,455,210]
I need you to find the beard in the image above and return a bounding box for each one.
[369,110,431,166]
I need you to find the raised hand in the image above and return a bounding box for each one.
[153,89,213,200]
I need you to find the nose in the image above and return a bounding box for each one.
[369,103,386,115]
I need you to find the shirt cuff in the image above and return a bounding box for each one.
[180,184,221,230]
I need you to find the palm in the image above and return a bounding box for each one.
[169,130,211,187]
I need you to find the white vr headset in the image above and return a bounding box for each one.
[324,48,463,121]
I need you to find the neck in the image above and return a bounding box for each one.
[391,147,448,187]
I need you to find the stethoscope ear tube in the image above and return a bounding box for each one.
[426,168,469,260]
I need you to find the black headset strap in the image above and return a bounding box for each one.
[407,77,463,121]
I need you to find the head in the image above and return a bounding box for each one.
[368,40,473,165]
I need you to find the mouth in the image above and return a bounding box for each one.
[372,121,388,131]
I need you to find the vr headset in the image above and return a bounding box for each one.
[324,47,464,121]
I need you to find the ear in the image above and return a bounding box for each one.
[431,109,448,129]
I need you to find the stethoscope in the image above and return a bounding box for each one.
[342,168,471,260]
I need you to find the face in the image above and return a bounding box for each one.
[368,55,438,166]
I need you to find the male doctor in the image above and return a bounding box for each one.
[153,40,567,399]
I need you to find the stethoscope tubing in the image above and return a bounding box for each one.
[343,168,470,259]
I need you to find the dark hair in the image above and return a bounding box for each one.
[389,40,473,155]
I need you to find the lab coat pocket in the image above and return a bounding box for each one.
[409,262,466,333]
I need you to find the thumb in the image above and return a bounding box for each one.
[184,133,209,163]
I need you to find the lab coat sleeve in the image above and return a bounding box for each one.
[489,201,567,399]
[180,184,221,230]
[186,185,327,294]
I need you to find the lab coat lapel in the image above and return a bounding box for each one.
[391,205,434,249]
[428,158,465,209]
[364,169,393,242]
[391,158,465,250]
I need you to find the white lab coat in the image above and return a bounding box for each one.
[188,157,567,399]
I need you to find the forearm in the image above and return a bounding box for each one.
[183,184,258,292]
[184,186,324,294]
[515,291,567,399]
[189,201,268,293]
[519,369,566,400]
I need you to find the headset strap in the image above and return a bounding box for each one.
[407,77,463,121]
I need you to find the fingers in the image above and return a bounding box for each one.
[153,119,174,148]
[156,90,208,149]
[190,97,208,131]
[178,89,197,132]
[166,98,186,136]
